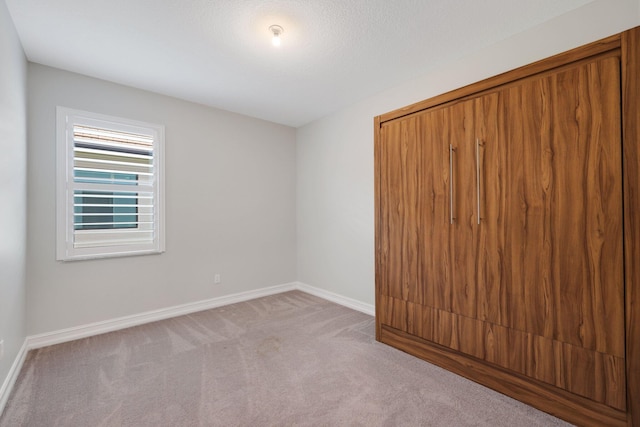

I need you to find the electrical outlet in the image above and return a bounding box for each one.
[214,274,221,284]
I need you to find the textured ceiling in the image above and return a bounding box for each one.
[5,0,594,127]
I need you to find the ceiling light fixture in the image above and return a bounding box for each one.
[269,25,284,47]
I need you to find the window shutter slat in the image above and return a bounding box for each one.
[56,108,164,260]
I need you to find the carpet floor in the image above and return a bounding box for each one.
[0,291,571,426]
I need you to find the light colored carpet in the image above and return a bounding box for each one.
[0,291,571,426]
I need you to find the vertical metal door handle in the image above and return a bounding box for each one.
[476,138,481,225]
[449,144,455,224]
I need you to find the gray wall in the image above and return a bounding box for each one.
[0,0,27,390]
[296,0,640,305]
[27,64,297,335]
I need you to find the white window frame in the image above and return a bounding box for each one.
[56,107,165,261]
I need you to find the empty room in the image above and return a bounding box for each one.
[1,0,639,425]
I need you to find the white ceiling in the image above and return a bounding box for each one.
[5,0,593,127]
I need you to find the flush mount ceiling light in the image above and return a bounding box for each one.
[269,25,284,47]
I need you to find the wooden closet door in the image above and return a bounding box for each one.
[416,106,453,312]
[412,99,483,349]
[377,108,452,334]
[437,94,505,358]
[377,115,420,332]
[377,113,430,331]
[498,54,625,409]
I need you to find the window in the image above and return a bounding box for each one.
[56,107,165,260]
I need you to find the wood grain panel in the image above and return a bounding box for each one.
[377,294,390,326]
[448,100,478,320]
[381,325,627,427]
[406,301,434,342]
[381,300,626,409]
[594,351,628,412]
[456,314,485,360]
[474,92,503,325]
[483,321,509,369]
[500,77,549,338]
[622,25,640,427]
[551,57,623,356]
[379,294,408,332]
[417,108,451,310]
[378,117,421,304]
[500,56,624,357]
[398,117,422,304]
[530,334,555,385]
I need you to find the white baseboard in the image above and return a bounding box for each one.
[26,282,298,350]
[0,340,28,416]
[296,282,375,316]
[26,282,372,350]
[0,281,373,416]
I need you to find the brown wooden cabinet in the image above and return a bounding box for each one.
[375,27,640,427]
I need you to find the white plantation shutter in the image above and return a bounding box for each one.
[57,107,165,260]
